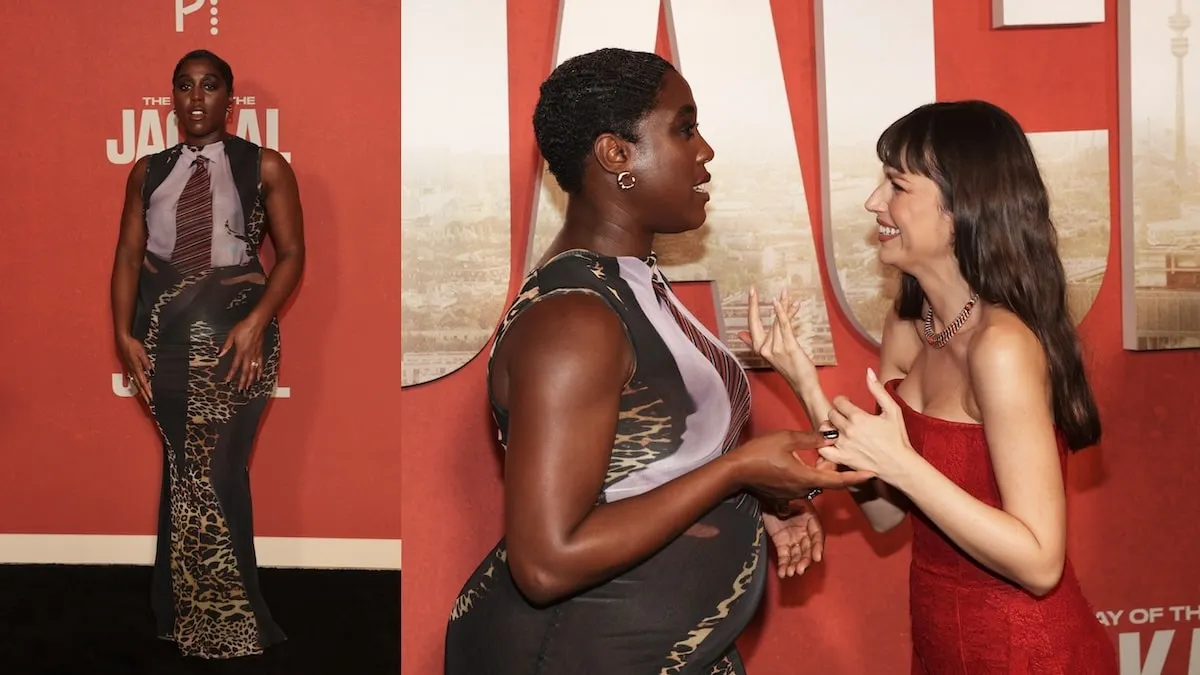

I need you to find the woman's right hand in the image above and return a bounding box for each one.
[117,333,152,403]
[729,429,874,501]
[737,286,818,389]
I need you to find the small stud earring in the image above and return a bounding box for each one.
[616,171,636,190]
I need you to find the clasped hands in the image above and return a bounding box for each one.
[737,287,920,577]
[737,285,918,484]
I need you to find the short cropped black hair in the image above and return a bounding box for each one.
[173,49,235,94]
[533,48,673,194]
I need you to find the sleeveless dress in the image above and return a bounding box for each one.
[886,379,1118,674]
[134,136,286,658]
[445,250,764,675]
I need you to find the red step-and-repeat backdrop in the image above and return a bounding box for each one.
[0,2,401,557]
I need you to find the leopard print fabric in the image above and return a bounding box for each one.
[141,260,283,659]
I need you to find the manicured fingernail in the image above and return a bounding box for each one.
[867,367,878,382]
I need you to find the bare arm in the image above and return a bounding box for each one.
[110,157,149,340]
[110,157,152,401]
[221,149,306,388]
[501,293,866,605]
[248,149,305,326]
[782,307,911,532]
[884,321,1067,595]
[841,308,916,532]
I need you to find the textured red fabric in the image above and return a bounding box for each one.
[885,379,1119,675]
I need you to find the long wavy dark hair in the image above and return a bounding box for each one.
[876,100,1100,450]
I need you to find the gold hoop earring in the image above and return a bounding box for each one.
[616,171,636,190]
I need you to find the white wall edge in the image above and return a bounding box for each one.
[0,535,402,571]
[991,0,1105,27]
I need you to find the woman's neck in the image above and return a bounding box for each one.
[183,131,229,149]
[910,261,977,330]
[552,197,653,260]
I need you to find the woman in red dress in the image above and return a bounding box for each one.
[742,100,1118,674]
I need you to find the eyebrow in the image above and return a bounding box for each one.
[673,104,697,120]
[884,167,908,181]
[175,73,219,82]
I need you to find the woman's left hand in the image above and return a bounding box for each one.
[820,368,918,483]
[737,286,818,390]
[762,505,824,578]
[219,317,266,391]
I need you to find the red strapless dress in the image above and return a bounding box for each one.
[886,379,1117,675]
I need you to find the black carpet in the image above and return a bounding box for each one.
[0,564,399,675]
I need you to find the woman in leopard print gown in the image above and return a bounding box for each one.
[109,50,306,659]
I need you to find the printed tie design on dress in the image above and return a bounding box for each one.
[171,155,214,276]
[648,257,751,454]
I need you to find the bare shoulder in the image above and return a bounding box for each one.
[125,155,150,190]
[128,154,150,176]
[967,307,1045,378]
[259,149,295,184]
[967,306,1049,415]
[121,155,152,211]
[880,306,921,379]
[501,291,631,382]
[510,291,625,345]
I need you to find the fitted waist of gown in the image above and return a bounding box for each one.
[909,515,1012,587]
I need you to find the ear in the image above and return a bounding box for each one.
[938,204,956,243]
[592,133,633,177]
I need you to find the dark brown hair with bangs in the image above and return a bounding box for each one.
[876,100,1100,450]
